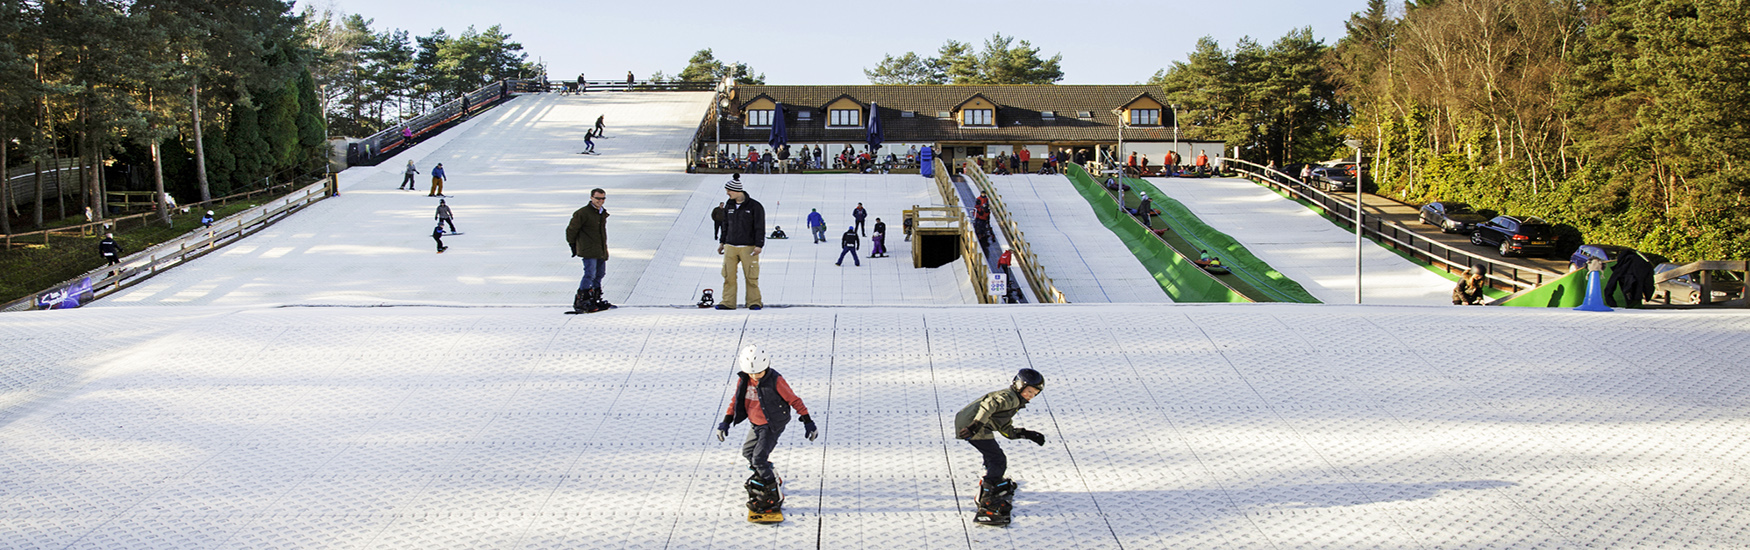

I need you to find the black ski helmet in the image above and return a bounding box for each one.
[1012,368,1045,394]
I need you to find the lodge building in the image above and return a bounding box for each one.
[703,84,1223,170]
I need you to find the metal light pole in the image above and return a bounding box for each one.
[1346,138,1364,304]
[1171,104,1180,168]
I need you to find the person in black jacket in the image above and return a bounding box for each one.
[711,202,726,240]
[836,226,860,267]
[718,176,766,310]
[1605,250,1655,308]
[98,233,122,274]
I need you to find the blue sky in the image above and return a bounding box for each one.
[297,0,1371,85]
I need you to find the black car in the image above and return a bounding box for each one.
[1419,202,1489,234]
[1471,215,1558,257]
[1308,166,1355,192]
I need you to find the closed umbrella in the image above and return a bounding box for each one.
[865,102,883,154]
[767,102,788,150]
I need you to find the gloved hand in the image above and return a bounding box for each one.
[714,414,731,442]
[956,421,985,440]
[800,414,818,441]
[1018,429,1046,446]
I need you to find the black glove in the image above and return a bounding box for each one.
[714,415,731,442]
[800,414,818,441]
[956,421,984,440]
[1018,429,1046,446]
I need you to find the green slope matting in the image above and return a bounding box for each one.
[1062,165,1250,303]
[1119,176,1320,303]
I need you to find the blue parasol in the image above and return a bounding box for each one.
[767,103,788,150]
[865,102,883,154]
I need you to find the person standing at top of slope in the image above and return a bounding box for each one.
[401,160,420,190]
[853,203,867,236]
[428,163,447,197]
[955,368,1047,526]
[567,188,613,313]
[717,176,766,310]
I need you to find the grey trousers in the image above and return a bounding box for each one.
[741,422,786,479]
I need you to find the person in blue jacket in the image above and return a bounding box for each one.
[428,163,447,197]
[807,209,826,243]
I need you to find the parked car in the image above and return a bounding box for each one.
[1471,215,1558,257]
[1653,263,1746,304]
[1308,166,1355,192]
[1568,244,1633,272]
[1419,202,1489,234]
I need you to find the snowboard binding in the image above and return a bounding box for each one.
[973,478,1016,526]
[745,472,785,523]
[697,289,715,308]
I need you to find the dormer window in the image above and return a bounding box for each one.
[829,109,861,127]
[1076,111,1093,119]
[963,109,994,126]
[1129,109,1160,126]
[1040,111,1056,120]
[747,109,774,127]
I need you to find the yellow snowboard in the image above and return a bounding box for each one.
[747,510,785,524]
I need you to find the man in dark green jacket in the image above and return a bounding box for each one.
[955,368,1046,525]
[566,188,611,313]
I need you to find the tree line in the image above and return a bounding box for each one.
[301,8,540,137]
[1154,0,1748,261]
[0,1,541,234]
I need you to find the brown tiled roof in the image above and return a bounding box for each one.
[717,85,1180,144]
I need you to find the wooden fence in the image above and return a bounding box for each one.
[959,161,1067,303]
[2,175,335,312]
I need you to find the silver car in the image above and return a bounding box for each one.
[1654,263,1745,304]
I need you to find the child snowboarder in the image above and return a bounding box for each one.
[435,200,456,233]
[870,218,887,258]
[714,344,818,523]
[954,368,1047,526]
[431,224,448,253]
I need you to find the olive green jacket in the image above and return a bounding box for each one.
[954,387,1028,441]
[567,205,608,259]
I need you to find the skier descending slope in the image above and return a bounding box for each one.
[715,345,818,523]
[954,368,1048,526]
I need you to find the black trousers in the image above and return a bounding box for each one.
[402,173,416,189]
[968,438,1006,485]
[742,422,786,479]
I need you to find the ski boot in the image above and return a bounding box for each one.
[973,478,1016,526]
[569,289,590,314]
[696,289,715,309]
[745,472,785,524]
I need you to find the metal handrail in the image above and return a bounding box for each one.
[959,162,1067,303]
[1223,158,1560,291]
[3,175,335,312]
[346,79,525,167]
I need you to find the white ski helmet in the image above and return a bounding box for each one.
[737,344,770,375]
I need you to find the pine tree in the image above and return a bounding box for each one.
[227,101,266,189]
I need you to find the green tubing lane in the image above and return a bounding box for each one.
[1063,165,1250,303]
[1498,264,1627,307]
[1121,176,1321,304]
